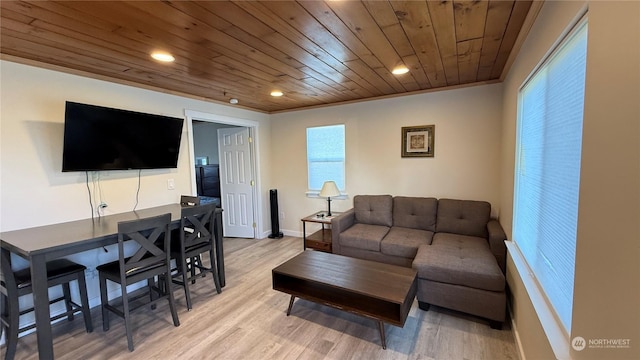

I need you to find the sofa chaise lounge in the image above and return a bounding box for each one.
[330,195,507,328]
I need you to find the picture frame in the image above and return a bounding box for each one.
[401,125,435,158]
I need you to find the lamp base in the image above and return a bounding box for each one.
[326,197,332,217]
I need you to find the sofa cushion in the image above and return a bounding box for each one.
[339,223,390,252]
[393,196,438,231]
[354,195,393,227]
[412,233,504,292]
[436,199,490,238]
[381,227,434,258]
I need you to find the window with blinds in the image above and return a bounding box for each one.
[306,124,345,192]
[513,19,588,333]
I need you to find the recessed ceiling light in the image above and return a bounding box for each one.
[150,51,175,63]
[392,66,409,75]
[270,90,283,97]
[229,98,239,104]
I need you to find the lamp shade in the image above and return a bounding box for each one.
[319,181,340,198]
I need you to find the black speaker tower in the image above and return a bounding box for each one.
[268,189,284,238]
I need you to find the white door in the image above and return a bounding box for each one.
[218,127,255,238]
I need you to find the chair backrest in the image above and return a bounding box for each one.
[117,213,172,278]
[180,203,216,251]
[180,195,200,207]
[0,249,17,299]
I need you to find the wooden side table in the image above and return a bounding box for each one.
[301,211,341,253]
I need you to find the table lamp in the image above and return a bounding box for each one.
[319,180,340,216]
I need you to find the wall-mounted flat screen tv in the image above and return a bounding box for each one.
[62,101,184,172]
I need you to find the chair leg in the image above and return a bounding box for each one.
[121,282,134,352]
[62,282,74,322]
[190,256,198,284]
[98,273,110,331]
[181,256,193,310]
[77,272,93,333]
[1,293,6,339]
[165,269,181,327]
[5,293,20,360]
[198,255,206,279]
[149,277,155,302]
[157,274,167,301]
[149,278,157,310]
[208,250,222,294]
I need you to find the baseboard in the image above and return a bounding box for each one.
[509,302,527,360]
[282,229,301,238]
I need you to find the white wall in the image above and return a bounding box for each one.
[0,61,270,231]
[500,1,640,359]
[0,60,271,308]
[271,84,503,236]
[572,1,639,359]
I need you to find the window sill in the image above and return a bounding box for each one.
[506,241,571,360]
[305,191,348,200]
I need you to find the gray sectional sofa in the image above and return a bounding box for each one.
[331,195,507,328]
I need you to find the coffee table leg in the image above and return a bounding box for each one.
[378,320,387,349]
[286,295,296,316]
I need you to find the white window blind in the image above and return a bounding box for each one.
[306,124,345,191]
[513,19,587,333]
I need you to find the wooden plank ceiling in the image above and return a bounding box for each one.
[0,0,535,113]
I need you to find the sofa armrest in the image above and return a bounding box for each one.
[487,219,507,273]
[331,208,355,255]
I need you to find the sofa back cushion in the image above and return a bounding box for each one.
[393,196,438,231]
[354,195,393,227]
[436,199,491,238]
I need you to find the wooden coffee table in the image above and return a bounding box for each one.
[272,251,417,349]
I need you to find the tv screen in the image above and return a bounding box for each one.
[62,101,184,171]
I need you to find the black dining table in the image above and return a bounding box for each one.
[0,203,225,359]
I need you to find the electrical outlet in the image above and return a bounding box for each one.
[167,179,175,190]
[280,211,285,219]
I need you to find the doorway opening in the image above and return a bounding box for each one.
[184,110,262,239]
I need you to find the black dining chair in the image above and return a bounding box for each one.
[179,195,205,284]
[96,213,180,352]
[0,249,93,360]
[168,203,222,310]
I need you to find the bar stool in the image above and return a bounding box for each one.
[0,249,93,360]
[178,195,205,284]
[169,203,221,310]
[96,213,180,352]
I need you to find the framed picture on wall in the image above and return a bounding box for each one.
[401,125,435,157]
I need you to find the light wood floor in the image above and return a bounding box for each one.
[2,236,518,360]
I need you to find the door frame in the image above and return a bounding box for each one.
[184,109,262,239]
